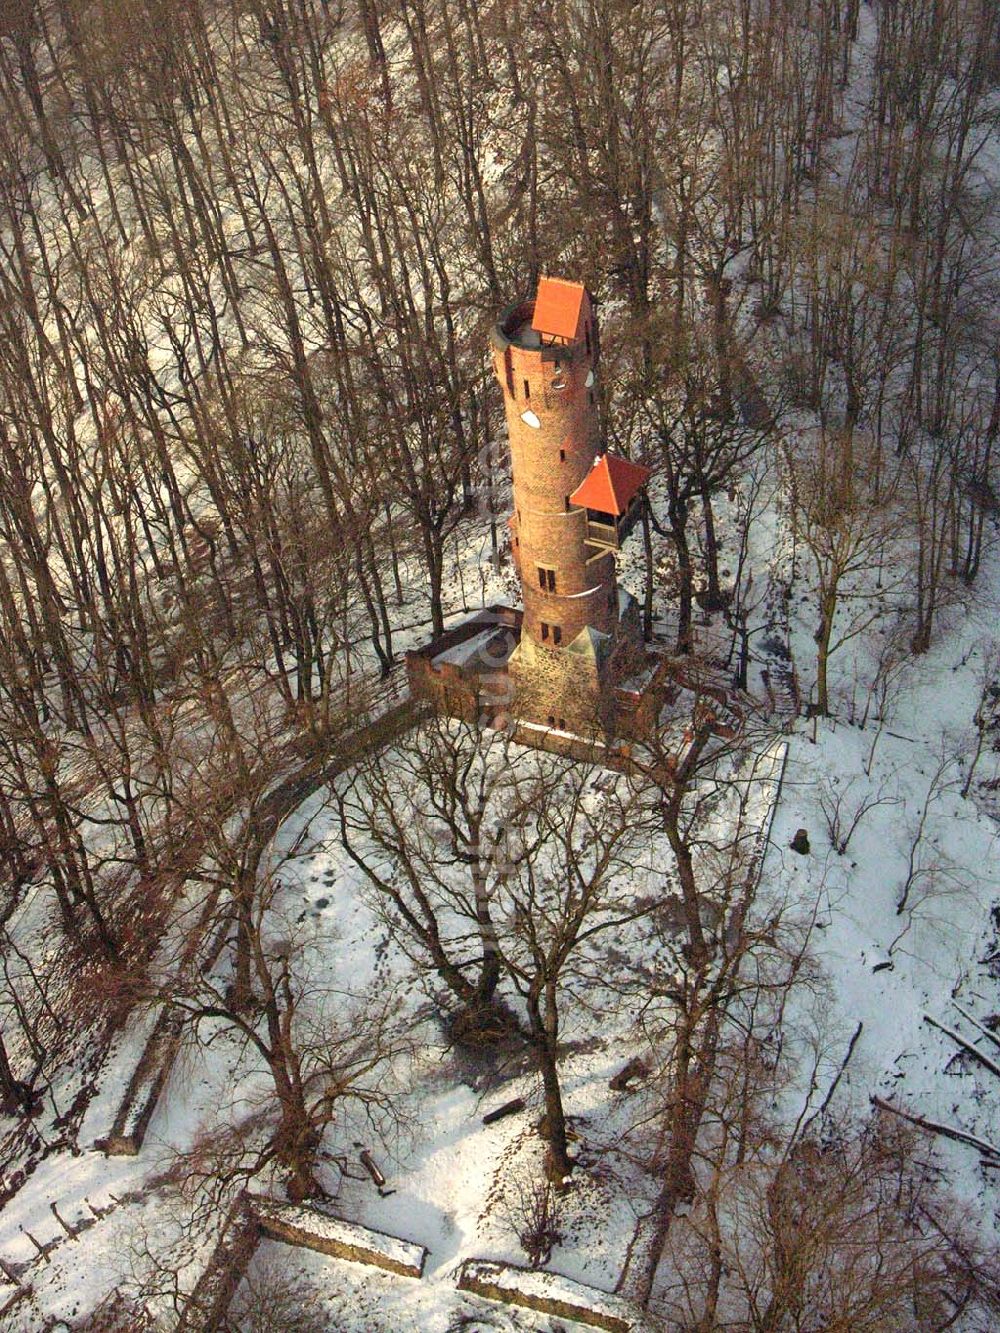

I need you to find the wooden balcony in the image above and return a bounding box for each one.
[583,496,643,550]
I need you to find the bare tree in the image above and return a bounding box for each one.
[491,758,661,1183]
[786,428,901,715]
[164,846,407,1203]
[334,716,547,1032]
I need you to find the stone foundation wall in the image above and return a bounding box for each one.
[252,1198,427,1279]
[508,636,609,733]
[177,1197,260,1333]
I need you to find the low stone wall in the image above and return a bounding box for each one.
[407,654,490,723]
[406,605,521,727]
[511,719,625,768]
[456,1259,647,1332]
[250,1196,427,1279]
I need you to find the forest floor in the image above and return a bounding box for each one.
[2,6,1000,1327]
[1,473,998,1329]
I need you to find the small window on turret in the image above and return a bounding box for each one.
[553,626,562,645]
[585,324,591,354]
[559,448,566,461]
[523,379,530,400]
[541,623,550,641]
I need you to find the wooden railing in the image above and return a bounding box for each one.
[585,519,618,547]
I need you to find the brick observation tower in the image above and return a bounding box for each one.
[406,275,656,745]
[490,277,650,734]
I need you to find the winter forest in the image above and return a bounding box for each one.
[1,0,1000,1328]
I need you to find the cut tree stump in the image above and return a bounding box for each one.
[359,1149,386,1188]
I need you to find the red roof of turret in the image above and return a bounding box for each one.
[531,276,587,341]
[570,454,652,516]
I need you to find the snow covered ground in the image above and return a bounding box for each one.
[2,442,999,1328]
[1,5,999,1328]
[0,709,785,1327]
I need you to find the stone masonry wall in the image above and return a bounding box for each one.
[508,636,609,734]
[407,656,513,728]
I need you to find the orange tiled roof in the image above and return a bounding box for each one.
[531,276,586,341]
[570,453,652,516]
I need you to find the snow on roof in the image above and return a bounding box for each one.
[531,276,587,341]
[570,453,652,516]
[432,627,498,668]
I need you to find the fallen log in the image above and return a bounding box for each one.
[923,1014,1000,1081]
[0,1280,31,1320]
[49,1202,78,1241]
[482,1097,525,1126]
[870,1095,1000,1160]
[951,1002,1000,1055]
[803,1020,863,1134]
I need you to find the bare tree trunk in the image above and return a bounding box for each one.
[528,983,573,1185]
